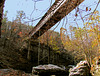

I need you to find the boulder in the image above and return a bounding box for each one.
[0,69,30,76]
[69,61,91,76]
[32,64,67,75]
[93,58,100,76]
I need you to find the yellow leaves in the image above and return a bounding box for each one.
[89,32,93,37]
[92,35,100,48]
[88,29,94,33]
[95,15,99,20]
[99,49,100,53]
[65,41,68,45]
[87,11,100,22]
[98,34,100,43]
[92,39,98,48]
[91,16,95,20]
[84,22,93,28]
[98,34,100,38]
[14,29,16,32]
[49,39,53,45]
[56,51,61,54]
[94,11,99,14]
[98,21,100,24]
[64,41,71,47]
[88,22,92,25]
[53,46,59,50]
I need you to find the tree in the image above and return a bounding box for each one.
[0,0,5,38]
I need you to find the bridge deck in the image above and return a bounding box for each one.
[28,0,84,39]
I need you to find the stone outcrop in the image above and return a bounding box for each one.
[32,64,67,75]
[0,69,30,76]
[93,58,100,76]
[69,61,91,76]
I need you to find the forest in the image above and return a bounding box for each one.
[0,0,100,76]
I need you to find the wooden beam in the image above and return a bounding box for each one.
[28,0,84,39]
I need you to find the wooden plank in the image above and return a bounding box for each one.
[28,0,84,39]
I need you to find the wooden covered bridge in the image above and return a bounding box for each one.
[28,0,84,39]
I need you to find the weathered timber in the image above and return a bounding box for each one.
[28,0,84,39]
[0,0,5,38]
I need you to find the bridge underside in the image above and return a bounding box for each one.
[28,0,84,39]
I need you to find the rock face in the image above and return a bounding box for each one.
[69,61,91,76]
[32,64,67,75]
[93,58,100,76]
[0,69,30,76]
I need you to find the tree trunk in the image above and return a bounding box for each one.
[0,0,5,38]
[27,40,31,60]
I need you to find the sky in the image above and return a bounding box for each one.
[4,0,100,32]
[4,0,54,22]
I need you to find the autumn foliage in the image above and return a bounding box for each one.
[60,10,100,65]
